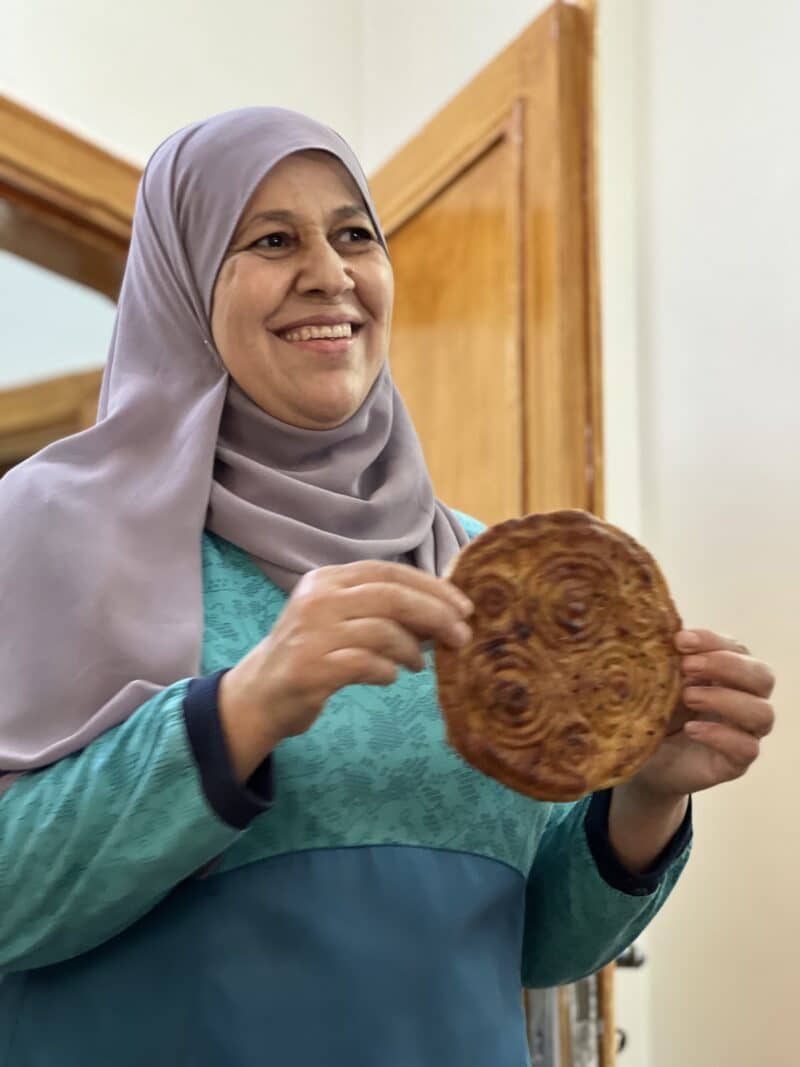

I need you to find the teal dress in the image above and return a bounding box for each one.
[0,511,691,1066]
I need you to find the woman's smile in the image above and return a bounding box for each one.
[272,316,366,358]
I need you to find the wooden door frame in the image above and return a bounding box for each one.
[0,369,103,475]
[0,94,137,298]
[0,94,137,466]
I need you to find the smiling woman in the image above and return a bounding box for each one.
[210,150,394,429]
[0,106,697,1067]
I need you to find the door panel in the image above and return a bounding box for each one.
[388,123,523,524]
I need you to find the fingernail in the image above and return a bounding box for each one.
[676,631,700,650]
[445,582,473,615]
[685,721,706,736]
[456,595,474,616]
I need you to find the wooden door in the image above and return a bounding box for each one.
[384,121,525,523]
[371,0,603,528]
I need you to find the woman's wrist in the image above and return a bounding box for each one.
[217,667,286,784]
[607,780,689,874]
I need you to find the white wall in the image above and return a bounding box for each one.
[595,0,645,541]
[593,5,652,1061]
[639,3,799,1065]
[2,0,361,165]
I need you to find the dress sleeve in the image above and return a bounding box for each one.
[0,672,272,973]
[521,789,692,988]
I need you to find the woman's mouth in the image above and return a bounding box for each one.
[274,321,363,356]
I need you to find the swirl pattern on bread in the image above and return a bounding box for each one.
[435,510,682,801]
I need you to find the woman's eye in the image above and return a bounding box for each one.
[338,227,375,245]
[253,231,293,250]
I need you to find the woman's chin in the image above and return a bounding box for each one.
[293,373,379,428]
[288,392,367,430]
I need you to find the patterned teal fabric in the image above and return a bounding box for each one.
[0,685,239,972]
[521,796,688,986]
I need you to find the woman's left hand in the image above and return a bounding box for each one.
[628,628,776,800]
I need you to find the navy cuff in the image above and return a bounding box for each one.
[183,669,274,831]
[584,788,693,897]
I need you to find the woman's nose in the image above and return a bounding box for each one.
[296,239,355,297]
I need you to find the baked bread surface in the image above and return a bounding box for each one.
[435,510,682,801]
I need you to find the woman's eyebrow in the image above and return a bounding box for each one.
[328,203,371,224]
[234,208,293,241]
[239,203,370,236]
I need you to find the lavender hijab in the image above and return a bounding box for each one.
[0,107,469,791]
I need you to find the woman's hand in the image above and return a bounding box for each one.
[608,628,775,871]
[218,561,474,779]
[628,628,776,801]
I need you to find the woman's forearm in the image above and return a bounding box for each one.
[608,782,689,874]
[0,685,240,972]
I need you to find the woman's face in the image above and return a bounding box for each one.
[211,150,393,429]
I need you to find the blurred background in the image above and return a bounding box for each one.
[2,2,797,1064]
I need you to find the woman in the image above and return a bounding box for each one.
[0,108,775,1066]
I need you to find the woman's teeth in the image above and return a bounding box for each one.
[281,323,354,342]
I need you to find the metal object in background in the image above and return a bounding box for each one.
[615,943,646,969]
[526,977,606,1066]
[526,988,561,1067]
[523,920,646,1064]
[610,942,645,1056]
[568,976,600,1067]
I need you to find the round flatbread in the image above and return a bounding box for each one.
[435,510,683,801]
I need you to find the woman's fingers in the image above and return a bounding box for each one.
[683,720,760,775]
[682,648,775,698]
[676,628,775,698]
[675,628,749,655]
[311,559,474,618]
[236,561,475,744]
[335,617,428,673]
[335,582,473,650]
[683,685,774,738]
[321,647,403,689]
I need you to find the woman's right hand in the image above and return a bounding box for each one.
[217,561,474,781]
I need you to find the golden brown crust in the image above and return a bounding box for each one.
[435,510,683,801]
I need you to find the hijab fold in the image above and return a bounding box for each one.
[0,107,468,792]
